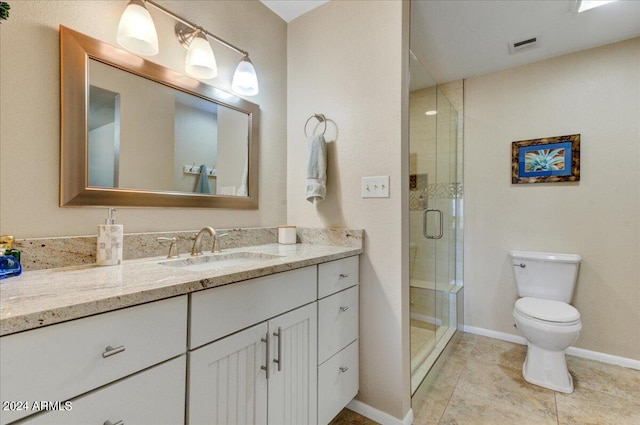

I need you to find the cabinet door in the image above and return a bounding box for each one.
[268,302,318,425]
[188,322,268,425]
[22,356,186,425]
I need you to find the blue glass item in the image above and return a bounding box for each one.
[0,252,22,280]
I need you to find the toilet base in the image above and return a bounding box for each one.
[522,344,574,393]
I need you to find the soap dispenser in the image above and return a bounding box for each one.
[96,208,123,266]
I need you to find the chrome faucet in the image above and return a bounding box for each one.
[191,227,229,256]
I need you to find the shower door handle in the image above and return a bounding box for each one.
[423,209,443,240]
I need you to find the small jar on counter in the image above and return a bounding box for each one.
[278,225,297,244]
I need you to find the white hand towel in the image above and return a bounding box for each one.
[306,134,327,203]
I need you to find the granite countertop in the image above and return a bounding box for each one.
[0,243,362,336]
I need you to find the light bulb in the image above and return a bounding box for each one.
[232,55,259,96]
[185,32,217,80]
[117,0,159,56]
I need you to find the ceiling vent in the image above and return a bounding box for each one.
[508,36,540,54]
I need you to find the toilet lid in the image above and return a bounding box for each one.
[515,297,580,323]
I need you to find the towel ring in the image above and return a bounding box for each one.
[304,113,327,138]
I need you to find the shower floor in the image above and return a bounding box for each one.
[411,319,436,373]
[411,317,457,394]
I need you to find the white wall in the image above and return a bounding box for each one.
[287,1,411,420]
[464,38,640,360]
[173,103,217,194]
[0,0,287,237]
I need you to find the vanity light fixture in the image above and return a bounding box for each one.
[232,54,259,96]
[184,29,218,80]
[117,0,159,56]
[117,0,259,96]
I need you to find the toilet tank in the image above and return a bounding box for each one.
[509,250,581,303]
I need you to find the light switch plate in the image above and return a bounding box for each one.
[362,176,390,198]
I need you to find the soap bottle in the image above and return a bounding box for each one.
[0,250,22,280]
[96,208,123,266]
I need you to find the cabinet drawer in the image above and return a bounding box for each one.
[0,296,187,425]
[318,286,358,364]
[22,356,186,425]
[318,256,359,299]
[190,266,316,349]
[317,341,359,425]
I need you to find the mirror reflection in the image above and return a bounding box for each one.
[60,25,259,209]
[88,59,249,196]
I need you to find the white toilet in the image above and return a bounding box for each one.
[510,250,582,393]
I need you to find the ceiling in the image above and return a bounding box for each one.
[261,0,640,83]
[260,0,329,22]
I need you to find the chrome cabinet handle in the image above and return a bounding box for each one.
[339,306,350,312]
[339,273,349,279]
[261,332,270,379]
[514,263,526,268]
[104,420,124,425]
[339,366,349,373]
[102,345,126,358]
[423,208,443,240]
[273,327,282,372]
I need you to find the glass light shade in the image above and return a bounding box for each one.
[185,34,218,80]
[232,56,259,96]
[117,0,159,56]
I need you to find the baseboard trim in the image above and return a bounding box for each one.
[410,312,443,326]
[565,346,640,370]
[347,399,414,425]
[463,325,640,370]
[463,325,527,345]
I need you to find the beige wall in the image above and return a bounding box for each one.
[464,38,640,360]
[287,1,411,420]
[0,1,287,237]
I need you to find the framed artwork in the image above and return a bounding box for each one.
[512,134,580,184]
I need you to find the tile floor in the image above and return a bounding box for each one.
[331,332,640,425]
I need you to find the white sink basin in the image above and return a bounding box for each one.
[159,252,282,272]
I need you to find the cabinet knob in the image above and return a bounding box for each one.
[339,366,349,373]
[102,345,126,358]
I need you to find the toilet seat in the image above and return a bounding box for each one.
[515,297,580,324]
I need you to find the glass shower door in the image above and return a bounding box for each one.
[409,52,460,394]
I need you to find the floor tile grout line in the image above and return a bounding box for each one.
[554,391,560,425]
[435,335,476,424]
[436,360,468,424]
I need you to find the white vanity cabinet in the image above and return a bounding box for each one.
[188,302,318,425]
[317,256,360,425]
[0,253,360,425]
[188,266,318,425]
[0,295,188,425]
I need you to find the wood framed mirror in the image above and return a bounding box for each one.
[60,26,259,209]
